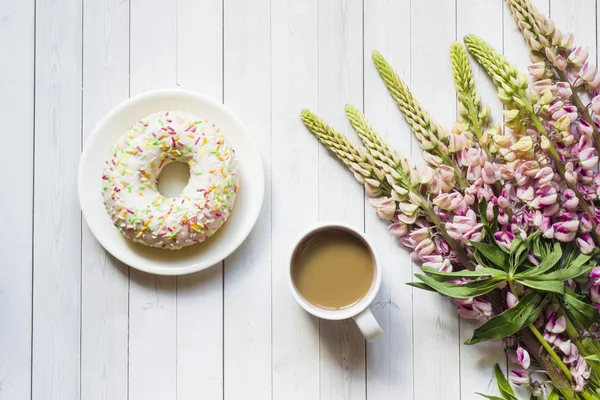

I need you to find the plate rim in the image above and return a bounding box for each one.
[78,88,265,276]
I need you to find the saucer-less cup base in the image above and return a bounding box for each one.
[288,222,383,342]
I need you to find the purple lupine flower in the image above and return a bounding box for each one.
[576,233,595,254]
[516,347,531,369]
[510,370,531,387]
[546,314,567,334]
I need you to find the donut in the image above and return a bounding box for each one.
[101,110,239,250]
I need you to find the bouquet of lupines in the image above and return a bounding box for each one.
[300,1,600,399]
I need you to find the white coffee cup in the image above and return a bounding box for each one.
[287,222,383,342]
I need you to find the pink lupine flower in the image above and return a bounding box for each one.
[590,267,600,285]
[578,63,600,88]
[422,255,452,272]
[556,82,573,98]
[388,222,408,237]
[565,162,577,184]
[577,119,594,136]
[535,78,553,93]
[369,197,396,220]
[562,189,579,210]
[579,147,599,169]
[409,226,429,242]
[433,192,463,212]
[516,347,531,369]
[528,62,546,78]
[510,370,531,387]
[553,114,571,132]
[568,46,589,66]
[430,165,455,193]
[506,292,519,309]
[576,233,595,254]
[592,95,600,114]
[411,238,435,260]
[571,355,591,392]
[546,314,567,334]
[554,224,577,242]
[535,166,554,185]
[591,286,600,304]
[481,162,500,184]
[454,298,492,319]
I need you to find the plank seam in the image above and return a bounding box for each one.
[30,0,37,397]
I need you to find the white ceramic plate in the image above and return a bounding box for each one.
[78,89,265,275]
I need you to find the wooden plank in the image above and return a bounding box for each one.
[362,1,413,399]
[270,1,320,399]
[410,0,460,399]
[175,0,224,398]
[222,0,272,398]
[456,1,507,399]
[32,0,83,398]
[0,0,34,398]
[80,0,130,399]
[317,1,365,399]
[551,1,596,69]
[128,0,177,399]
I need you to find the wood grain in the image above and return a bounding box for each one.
[0,0,34,398]
[223,0,272,398]
[81,0,130,399]
[363,0,413,398]
[32,0,83,398]
[271,1,320,399]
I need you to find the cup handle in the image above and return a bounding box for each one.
[353,307,383,342]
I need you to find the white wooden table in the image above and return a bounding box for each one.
[0,0,594,399]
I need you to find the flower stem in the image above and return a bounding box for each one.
[529,323,573,380]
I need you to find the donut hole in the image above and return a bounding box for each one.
[157,161,191,198]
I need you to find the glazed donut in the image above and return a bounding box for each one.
[101,110,239,250]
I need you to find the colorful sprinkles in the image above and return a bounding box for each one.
[101,110,239,250]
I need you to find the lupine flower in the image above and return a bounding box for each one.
[369,197,397,220]
[510,370,531,387]
[516,347,531,369]
[545,314,566,334]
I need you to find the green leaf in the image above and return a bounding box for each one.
[547,389,559,400]
[564,289,600,330]
[475,394,505,400]
[421,266,507,280]
[405,282,436,292]
[508,238,527,275]
[413,274,505,299]
[471,242,509,270]
[537,260,594,281]
[514,242,562,279]
[584,355,600,364]
[517,279,564,294]
[466,292,548,344]
[532,237,547,259]
[494,364,517,400]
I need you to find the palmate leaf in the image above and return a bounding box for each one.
[471,241,509,270]
[420,266,508,281]
[466,292,549,344]
[514,242,562,279]
[536,259,594,281]
[564,289,600,330]
[409,274,505,299]
[517,279,564,295]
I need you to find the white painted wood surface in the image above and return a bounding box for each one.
[0,1,595,399]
